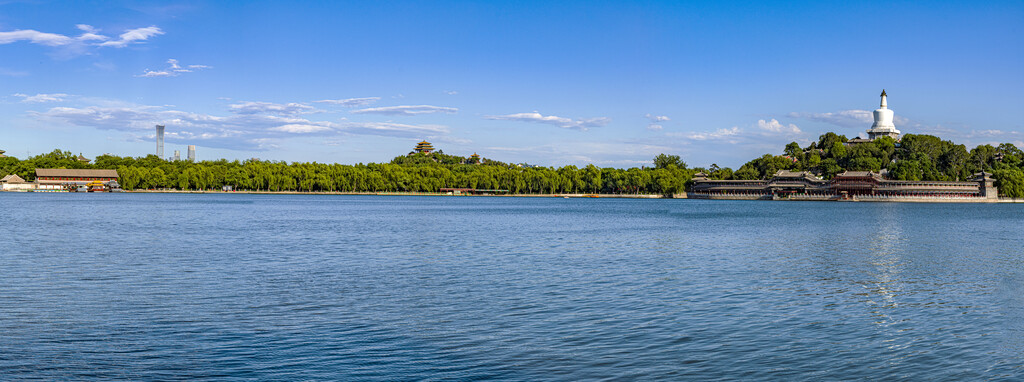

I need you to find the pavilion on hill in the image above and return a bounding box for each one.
[414,140,435,154]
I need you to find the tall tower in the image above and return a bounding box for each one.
[187,145,196,162]
[156,125,165,158]
[866,90,901,140]
[173,150,180,161]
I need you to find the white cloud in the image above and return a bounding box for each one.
[13,93,69,103]
[98,26,163,47]
[787,110,873,129]
[137,70,173,78]
[315,97,380,107]
[444,90,458,95]
[971,129,1012,137]
[271,123,334,133]
[645,114,670,123]
[75,24,107,42]
[644,114,669,130]
[757,118,801,134]
[341,121,450,137]
[229,101,317,115]
[485,111,610,131]
[0,25,162,50]
[351,105,458,116]
[137,58,211,78]
[28,99,457,150]
[683,127,741,141]
[0,29,74,46]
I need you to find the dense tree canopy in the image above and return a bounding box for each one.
[0,150,694,195]
[6,132,1024,198]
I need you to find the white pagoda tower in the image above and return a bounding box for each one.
[866,89,901,140]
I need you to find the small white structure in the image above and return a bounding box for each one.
[866,89,901,140]
[1,174,35,191]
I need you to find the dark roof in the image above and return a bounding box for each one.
[836,171,878,178]
[35,168,119,178]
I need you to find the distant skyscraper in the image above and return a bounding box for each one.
[155,125,165,158]
[173,150,180,161]
[187,145,196,161]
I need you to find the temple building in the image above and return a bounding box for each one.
[690,170,998,201]
[1,174,32,191]
[413,140,435,154]
[866,89,901,140]
[34,169,119,191]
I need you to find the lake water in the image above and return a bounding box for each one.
[1,193,1022,380]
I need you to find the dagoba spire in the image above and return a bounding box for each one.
[866,89,900,140]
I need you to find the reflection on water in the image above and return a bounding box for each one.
[868,204,904,316]
[0,194,1021,380]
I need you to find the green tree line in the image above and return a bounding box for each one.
[6,134,1024,197]
[0,150,694,195]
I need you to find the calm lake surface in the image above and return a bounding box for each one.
[1,193,1022,380]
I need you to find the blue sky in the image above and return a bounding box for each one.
[2,0,1022,168]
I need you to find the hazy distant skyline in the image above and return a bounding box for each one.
[2,1,1022,168]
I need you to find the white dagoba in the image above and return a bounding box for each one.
[866,89,901,140]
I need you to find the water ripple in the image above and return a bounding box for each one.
[0,194,1021,380]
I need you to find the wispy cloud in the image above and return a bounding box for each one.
[97,26,163,48]
[0,24,162,49]
[32,104,330,150]
[787,110,873,129]
[28,99,454,150]
[968,129,1019,138]
[137,58,211,78]
[680,127,741,141]
[0,29,74,46]
[271,123,334,133]
[485,111,610,131]
[444,90,458,95]
[341,121,450,137]
[315,97,380,107]
[351,105,458,116]
[228,101,317,116]
[645,114,670,123]
[13,93,69,103]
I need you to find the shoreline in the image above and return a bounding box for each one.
[124,190,675,198]
[8,189,1024,203]
[688,194,1024,203]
